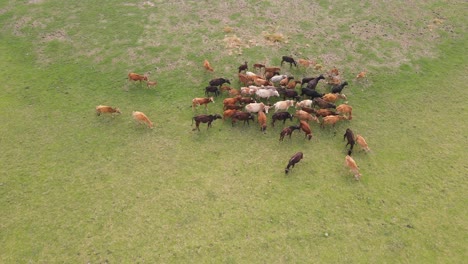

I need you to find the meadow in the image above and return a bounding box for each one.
[0,1,467,263]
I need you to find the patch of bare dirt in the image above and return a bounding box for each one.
[39,29,69,42]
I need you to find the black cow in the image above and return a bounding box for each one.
[281,56,297,67]
[279,125,301,141]
[344,128,355,151]
[331,81,349,94]
[301,88,323,99]
[281,89,300,100]
[306,75,325,90]
[231,112,255,126]
[209,78,231,87]
[238,61,248,73]
[271,111,293,127]
[192,114,222,131]
[285,152,303,174]
[205,86,220,97]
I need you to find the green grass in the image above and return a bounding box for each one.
[0,1,467,263]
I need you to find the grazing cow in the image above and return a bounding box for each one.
[95,105,121,116]
[294,110,319,123]
[209,78,230,87]
[257,110,268,132]
[300,106,318,115]
[272,100,295,113]
[192,97,215,111]
[203,59,214,72]
[331,81,349,94]
[253,63,265,70]
[299,120,313,140]
[238,61,248,73]
[306,75,325,90]
[255,89,280,102]
[345,150,361,180]
[192,114,222,131]
[301,88,323,99]
[312,97,336,109]
[344,128,355,150]
[321,115,347,128]
[281,56,297,67]
[285,152,303,174]
[279,125,300,141]
[271,111,293,127]
[231,112,255,126]
[223,109,240,121]
[322,93,347,103]
[336,104,353,120]
[205,86,220,97]
[245,102,270,114]
[356,134,370,152]
[132,111,153,129]
[128,72,148,84]
[238,73,253,86]
[224,104,243,111]
[264,66,281,74]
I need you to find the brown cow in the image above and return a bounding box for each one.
[95,105,121,116]
[336,104,353,120]
[321,115,347,128]
[192,97,215,111]
[231,112,254,126]
[257,110,267,132]
[299,120,313,140]
[285,152,303,174]
[128,72,148,83]
[132,111,153,129]
[203,59,214,72]
[345,150,361,180]
[356,134,370,152]
[279,125,300,141]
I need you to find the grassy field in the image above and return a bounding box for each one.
[0,1,467,263]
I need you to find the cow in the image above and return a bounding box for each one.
[281,56,297,67]
[231,112,255,126]
[294,110,319,124]
[204,86,220,97]
[132,111,153,129]
[271,111,293,127]
[285,152,303,174]
[257,110,268,132]
[245,102,271,114]
[192,114,222,131]
[279,125,300,141]
[345,150,361,180]
[128,72,148,84]
[301,88,323,99]
[312,97,336,109]
[272,100,295,113]
[256,88,280,102]
[344,128,355,151]
[223,109,240,121]
[95,105,121,116]
[209,78,230,87]
[305,74,325,90]
[192,97,215,111]
[299,120,313,140]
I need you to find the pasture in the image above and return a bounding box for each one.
[0,1,467,263]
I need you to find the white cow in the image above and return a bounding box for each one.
[245,102,271,114]
[272,100,295,112]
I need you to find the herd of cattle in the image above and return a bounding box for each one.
[96,56,370,180]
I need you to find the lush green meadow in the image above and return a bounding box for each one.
[0,1,466,263]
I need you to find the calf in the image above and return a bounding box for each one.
[203,59,214,72]
[279,125,300,141]
[192,97,215,111]
[132,111,153,129]
[285,152,303,174]
[345,150,361,180]
[281,56,297,67]
[231,112,255,126]
[95,105,121,116]
[238,61,248,73]
[271,111,293,127]
[344,128,355,151]
[192,114,222,131]
[299,120,313,140]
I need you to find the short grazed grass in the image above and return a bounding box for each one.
[0,1,466,263]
